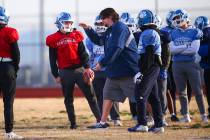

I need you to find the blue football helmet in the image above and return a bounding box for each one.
[120,12,137,33]
[137,9,156,28]
[166,11,175,28]
[154,15,162,29]
[172,9,190,28]
[55,12,74,33]
[126,18,138,33]
[94,15,107,34]
[194,16,209,30]
[95,15,102,23]
[120,12,131,23]
[0,6,9,25]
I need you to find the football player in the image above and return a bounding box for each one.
[0,6,23,139]
[46,12,101,129]
[161,11,180,122]
[195,16,210,119]
[170,9,208,123]
[154,14,171,126]
[128,9,164,133]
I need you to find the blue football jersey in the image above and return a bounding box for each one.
[170,27,203,62]
[138,29,161,56]
[85,38,105,70]
[171,28,202,46]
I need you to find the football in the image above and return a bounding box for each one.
[83,70,95,85]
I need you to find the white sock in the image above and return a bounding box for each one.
[100,121,106,125]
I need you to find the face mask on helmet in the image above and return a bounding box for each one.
[172,15,185,28]
[60,21,73,33]
[94,22,107,34]
[127,23,137,33]
[94,15,107,34]
[0,6,9,25]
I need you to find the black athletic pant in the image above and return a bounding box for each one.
[93,71,120,120]
[167,66,177,114]
[0,62,16,133]
[129,101,137,118]
[59,67,101,126]
[135,65,163,127]
[204,68,210,115]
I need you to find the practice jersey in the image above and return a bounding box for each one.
[46,30,84,69]
[0,27,19,58]
[85,38,105,71]
[170,27,203,62]
[138,29,161,56]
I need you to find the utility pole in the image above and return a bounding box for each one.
[75,0,79,28]
[1,0,5,6]
[39,0,48,86]
[155,0,159,14]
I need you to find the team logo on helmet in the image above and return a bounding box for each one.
[139,11,147,18]
[137,9,156,28]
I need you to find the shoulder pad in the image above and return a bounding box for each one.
[46,32,60,47]
[72,30,84,42]
[5,27,19,43]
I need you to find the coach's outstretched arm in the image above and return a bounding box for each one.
[79,23,104,46]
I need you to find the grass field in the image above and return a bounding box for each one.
[0,97,210,140]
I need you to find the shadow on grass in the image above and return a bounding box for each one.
[23,136,75,140]
[169,123,210,130]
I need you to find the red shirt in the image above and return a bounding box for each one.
[46,30,84,69]
[0,26,19,58]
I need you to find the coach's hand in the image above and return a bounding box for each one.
[79,23,91,29]
[55,76,61,84]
